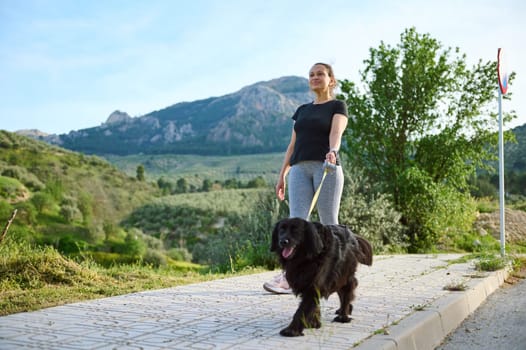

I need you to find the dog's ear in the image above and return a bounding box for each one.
[270,221,280,252]
[356,236,373,266]
[304,221,324,258]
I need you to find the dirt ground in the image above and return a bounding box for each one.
[474,208,526,244]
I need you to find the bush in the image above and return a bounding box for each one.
[86,251,137,267]
[31,192,55,214]
[0,176,26,201]
[475,253,509,271]
[123,232,147,257]
[339,165,406,253]
[193,189,287,272]
[167,247,193,262]
[476,197,499,213]
[398,166,477,252]
[60,204,82,223]
[1,165,44,191]
[444,231,500,253]
[142,249,167,267]
[13,201,37,225]
[58,235,88,255]
[0,199,12,220]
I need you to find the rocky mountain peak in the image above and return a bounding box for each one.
[105,110,132,125]
[46,76,313,155]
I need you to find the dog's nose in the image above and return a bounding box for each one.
[279,238,290,247]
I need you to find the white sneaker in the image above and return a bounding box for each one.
[263,272,292,294]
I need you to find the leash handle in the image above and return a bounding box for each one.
[306,161,338,219]
[323,160,337,172]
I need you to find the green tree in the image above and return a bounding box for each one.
[136,165,145,181]
[60,204,81,223]
[77,191,93,225]
[202,179,212,192]
[103,221,118,242]
[247,176,267,188]
[157,177,174,195]
[223,178,239,189]
[124,231,146,258]
[45,179,63,202]
[339,27,516,251]
[176,178,189,193]
[30,192,54,214]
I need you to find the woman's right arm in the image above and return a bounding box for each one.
[276,128,296,201]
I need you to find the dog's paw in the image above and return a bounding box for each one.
[335,304,353,315]
[305,319,321,329]
[280,327,304,337]
[333,315,352,323]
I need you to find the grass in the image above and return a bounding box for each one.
[474,253,510,271]
[0,238,265,316]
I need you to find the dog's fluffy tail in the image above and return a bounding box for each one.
[355,236,373,266]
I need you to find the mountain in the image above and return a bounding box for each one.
[41,76,312,156]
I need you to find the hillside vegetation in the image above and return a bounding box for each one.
[104,152,283,185]
[0,131,283,315]
[0,131,281,270]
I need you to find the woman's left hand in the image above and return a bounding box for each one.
[325,150,337,164]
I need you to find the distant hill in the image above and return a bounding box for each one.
[37,76,312,156]
[0,130,157,224]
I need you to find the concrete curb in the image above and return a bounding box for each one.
[353,268,510,350]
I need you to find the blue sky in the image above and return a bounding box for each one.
[1,0,524,134]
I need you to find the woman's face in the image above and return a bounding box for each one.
[309,64,333,93]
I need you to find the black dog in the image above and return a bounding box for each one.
[270,217,373,337]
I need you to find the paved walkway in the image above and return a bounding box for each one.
[0,254,509,350]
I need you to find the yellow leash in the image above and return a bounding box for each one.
[307,161,336,218]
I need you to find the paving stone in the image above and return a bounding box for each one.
[0,254,508,349]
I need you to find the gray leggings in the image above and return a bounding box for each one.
[288,161,344,225]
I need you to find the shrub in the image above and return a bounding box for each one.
[13,201,37,225]
[142,249,167,267]
[0,199,12,220]
[443,231,500,253]
[0,165,44,191]
[476,197,499,213]
[194,189,287,272]
[31,192,55,214]
[60,205,82,223]
[57,235,88,255]
[167,247,193,262]
[339,165,406,253]
[86,251,137,267]
[475,253,509,271]
[398,166,477,252]
[123,232,147,257]
[0,176,26,201]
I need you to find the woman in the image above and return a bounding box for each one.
[263,62,348,294]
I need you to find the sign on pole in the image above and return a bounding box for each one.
[497,48,508,256]
[498,48,509,95]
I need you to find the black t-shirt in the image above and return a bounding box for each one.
[289,99,348,166]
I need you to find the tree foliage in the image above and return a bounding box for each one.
[136,165,145,181]
[339,27,517,251]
